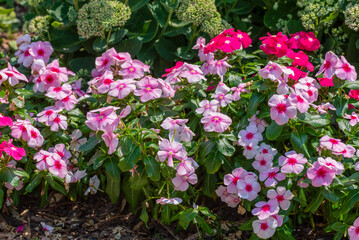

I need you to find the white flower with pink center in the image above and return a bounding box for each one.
[215,185,230,201]
[133,77,162,102]
[267,187,294,210]
[333,144,356,158]
[307,159,337,187]
[49,114,67,132]
[319,135,346,152]
[55,94,78,111]
[252,217,278,239]
[158,79,176,98]
[179,63,206,83]
[157,139,187,167]
[119,59,150,80]
[161,117,188,131]
[48,143,71,161]
[348,217,359,240]
[27,127,44,148]
[34,150,54,170]
[288,90,310,113]
[344,112,359,126]
[179,125,195,142]
[278,150,307,174]
[258,143,277,157]
[315,102,336,114]
[172,168,197,191]
[224,194,241,208]
[48,154,68,178]
[200,112,232,133]
[212,91,233,107]
[316,51,340,78]
[156,197,182,205]
[252,153,273,172]
[268,94,297,125]
[215,81,230,94]
[37,106,61,125]
[259,61,292,81]
[45,84,73,100]
[335,56,357,82]
[238,124,263,146]
[243,143,259,159]
[259,167,286,187]
[318,157,344,175]
[196,99,219,116]
[236,174,261,201]
[294,82,318,103]
[252,199,279,220]
[1,63,28,86]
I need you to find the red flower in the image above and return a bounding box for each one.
[286,50,314,71]
[318,77,334,87]
[4,141,26,160]
[259,32,288,57]
[287,66,308,81]
[349,89,359,100]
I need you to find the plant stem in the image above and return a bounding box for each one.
[106,29,112,49]
[159,8,174,39]
[73,0,79,11]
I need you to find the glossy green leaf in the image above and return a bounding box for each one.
[130,167,148,190]
[122,177,143,212]
[304,190,324,213]
[105,171,121,204]
[247,92,265,118]
[161,205,171,224]
[140,202,149,226]
[147,1,167,28]
[46,175,67,196]
[205,149,225,174]
[340,190,359,215]
[115,38,143,57]
[25,171,44,193]
[119,139,141,172]
[322,188,340,203]
[108,29,128,45]
[69,57,96,75]
[175,46,194,60]
[333,95,348,117]
[290,131,310,158]
[128,0,150,11]
[79,136,98,152]
[154,38,178,61]
[0,189,3,209]
[196,216,214,235]
[217,138,235,157]
[179,209,197,230]
[105,157,121,180]
[92,38,107,52]
[203,174,217,197]
[297,113,330,127]
[265,121,284,141]
[144,156,161,181]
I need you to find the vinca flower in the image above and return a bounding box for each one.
[200,112,232,133]
[267,187,294,210]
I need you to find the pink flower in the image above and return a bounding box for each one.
[46,59,74,82]
[108,79,136,99]
[179,125,195,142]
[258,143,277,157]
[161,117,188,131]
[318,157,344,175]
[85,106,118,131]
[252,199,279,220]
[55,94,78,111]
[200,112,232,133]
[344,112,359,126]
[335,56,357,82]
[287,66,308,81]
[307,160,337,187]
[224,167,246,194]
[158,79,175,98]
[248,115,268,133]
[286,50,314,71]
[48,154,68,178]
[27,127,44,148]
[162,61,185,78]
[318,77,334,87]
[259,32,288,57]
[215,185,230,201]
[288,90,310,113]
[0,114,13,127]
[156,197,182,205]
[119,59,150,79]
[253,154,273,172]
[238,124,263,146]
[69,130,87,151]
[210,57,232,77]
[40,71,62,91]
[237,174,261,201]
[259,167,286,187]
[49,114,67,132]
[2,141,26,160]
[267,187,294,210]
[178,63,206,83]
[319,135,346,152]
[102,118,119,154]
[316,51,340,78]
[172,168,197,191]
[41,222,54,233]
[157,139,187,167]
[196,99,219,116]
[243,144,259,159]
[212,91,233,107]
[252,217,278,239]
[278,150,307,174]
[28,41,53,63]
[11,119,32,140]
[71,79,86,97]
[334,144,356,158]
[48,143,71,161]
[119,105,132,119]
[268,94,297,125]
[95,48,117,72]
[37,106,61,125]
[65,170,87,183]
[133,77,162,102]
[45,84,73,100]
[348,217,359,240]
[297,31,320,51]
[224,194,241,208]
[1,63,28,86]
[34,150,53,170]
[231,83,249,101]
[259,62,292,81]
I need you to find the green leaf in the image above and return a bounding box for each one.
[79,136,98,152]
[144,156,161,181]
[333,95,348,117]
[247,92,265,118]
[46,175,67,196]
[340,190,359,215]
[196,216,214,235]
[122,176,143,212]
[179,209,197,230]
[199,140,216,164]
[147,1,167,28]
[239,218,255,230]
[115,38,143,57]
[330,222,346,232]
[161,205,171,224]
[275,225,296,240]
[105,157,121,180]
[337,118,352,135]
[175,46,194,60]
[217,138,235,157]
[108,29,128,45]
[297,113,330,127]
[0,189,3,209]
[130,167,148,190]
[15,89,32,98]
[12,169,29,178]
[12,98,23,108]
[230,0,255,14]
[356,39,359,49]
[205,149,225,174]
[92,38,107,52]
[140,202,149,226]
[25,171,44,193]
[203,174,217,197]
[129,0,150,11]
[69,57,96,75]
[322,188,340,203]
[304,190,324,213]
[105,171,121,204]
[119,140,141,172]
[290,131,310,158]
[160,0,179,9]
[51,28,83,53]
[154,38,178,61]
[265,121,284,141]
[93,155,107,170]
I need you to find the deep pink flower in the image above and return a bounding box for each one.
[55,94,78,111]
[297,31,320,51]
[252,217,278,239]
[133,77,162,102]
[318,77,334,87]
[252,199,279,220]
[119,59,150,79]
[200,112,232,133]
[320,135,346,152]
[0,114,13,127]
[259,32,288,57]
[237,174,261,201]
[268,94,297,125]
[278,150,307,174]
[3,141,26,160]
[85,106,118,131]
[316,51,340,78]
[162,61,184,78]
[11,119,32,141]
[259,167,286,187]
[287,66,308,81]
[157,139,187,167]
[224,167,247,194]
[45,84,73,100]
[267,187,294,210]
[335,56,357,82]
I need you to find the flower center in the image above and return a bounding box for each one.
[37,49,44,56]
[260,223,269,231]
[324,61,331,69]
[276,103,287,113]
[343,64,351,73]
[288,158,297,165]
[277,195,284,202]
[262,205,270,212]
[329,139,338,145]
[316,167,327,177]
[245,184,252,192]
[268,172,276,178]
[246,132,254,139]
[260,160,266,166]
[31,131,37,138]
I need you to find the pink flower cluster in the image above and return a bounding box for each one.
[11,119,44,148]
[0,140,26,161]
